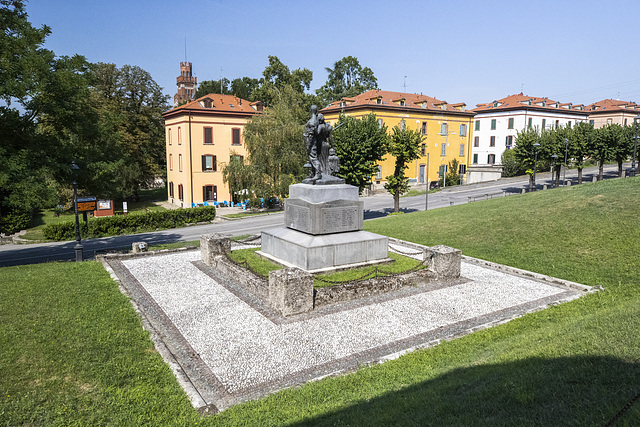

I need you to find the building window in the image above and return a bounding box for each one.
[230,154,244,162]
[459,143,465,157]
[203,98,213,108]
[168,129,172,145]
[589,119,595,125]
[421,122,427,134]
[459,124,467,136]
[178,154,183,172]
[169,181,174,198]
[440,123,448,135]
[440,142,446,156]
[624,119,627,126]
[376,166,381,180]
[232,128,241,145]
[474,136,479,147]
[528,118,532,128]
[508,118,514,129]
[459,164,466,174]
[542,119,546,130]
[178,127,182,144]
[178,184,184,201]
[378,118,383,128]
[400,120,406,131]
[204,127,213,144]
[203,185,217,202]
[420,144,426,156]
[490,136,495,147]
[376,98,382,105]
[473,153,478,164]
[475,120,480,131]
[506,135,513,148]
[491,119,496,130]
[400,99,405,107]
[202,155,217,172]
[169,154,173,170]
[488,154,496,164]
[607,118,612,125]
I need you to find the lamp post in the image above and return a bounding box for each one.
[632,115,640,176]
[551,154,558,187]
[563,138,569,185]
[532,142,541,191]
[425,152,430,211]
[72,161,83,262]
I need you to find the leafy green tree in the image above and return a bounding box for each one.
[316,56,378,107]
[332,113,388,193]
[591,125,618,180]
[384,126,424,213]
[514,127,542,191]
[570,122,595,184]
[242,85,307,199]
[252,56,315,108]
[445,158,461,187]
[195,78,231,98]
[231,77,259,101]
[501,148,520,177]
[613,124,634,176]
[222,152,254,203]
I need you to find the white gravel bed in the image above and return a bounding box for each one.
[121,250,568,394]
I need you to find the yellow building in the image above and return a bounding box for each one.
[162,94,263,208]
[321,90,475,188]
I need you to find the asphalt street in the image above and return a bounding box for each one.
[0,164,629,267]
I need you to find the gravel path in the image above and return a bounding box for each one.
[119,248,585,409]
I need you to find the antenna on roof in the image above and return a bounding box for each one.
[403,76,407,92]
[521,83,524,93]
[184,37,187,62]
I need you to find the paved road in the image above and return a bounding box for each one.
[0,163,630,267]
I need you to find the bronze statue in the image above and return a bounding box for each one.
[303,106,344,185]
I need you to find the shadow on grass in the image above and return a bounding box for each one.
[364,207,419,220]
[290,356,640,426]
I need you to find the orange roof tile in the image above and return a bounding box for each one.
[471,93,589,115]
[163,93,262,118]
[584,98,639,113]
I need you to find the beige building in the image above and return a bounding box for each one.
[585,99,639,128]
[163,94,263,208]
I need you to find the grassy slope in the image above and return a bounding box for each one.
[1,178,639,425]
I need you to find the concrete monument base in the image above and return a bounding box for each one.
[261,227,388,271]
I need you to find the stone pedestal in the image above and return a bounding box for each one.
[201,233,231,266]
[268,268,314,316]
[424,245,461,278]
[261,183,389,271]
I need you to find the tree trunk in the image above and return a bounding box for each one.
[394,191,400,213]
[555,167,561,187]
[528,174,534,192]
[578,168,583,184]
[599,160,604,181]
[618,160,623,177]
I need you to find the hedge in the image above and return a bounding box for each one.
[42,206,216,241]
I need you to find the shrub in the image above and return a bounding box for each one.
[0,210,32,235]
[42,206,216,241]
[248,198,262,209]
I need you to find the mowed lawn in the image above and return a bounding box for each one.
[1,178,639,425]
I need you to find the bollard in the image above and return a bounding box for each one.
[543,184,547,190]
[593,176,597,182]
[521,188,526,194]
[566,180,571,186]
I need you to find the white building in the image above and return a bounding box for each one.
[468,93,589,183]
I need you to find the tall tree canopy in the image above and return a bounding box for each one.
[384,124,424,213]
[252,56,315,108]
[332,112,388,193]
[195,78,231,98]
[316,56,378,107]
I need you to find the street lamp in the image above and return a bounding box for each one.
[71,161,83,262]
[532,142,541,191]
[425,152,430,211]
[632,115,640,176]
[563,138,569,185]
[551,154,558,187]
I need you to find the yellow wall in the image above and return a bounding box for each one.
[165,114,250,207]
[323,109,474,186]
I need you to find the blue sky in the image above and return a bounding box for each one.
[27,0,640,108]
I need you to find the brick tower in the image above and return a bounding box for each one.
[174,62,197,106]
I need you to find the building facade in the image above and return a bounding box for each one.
[469,93,589,183]
[584,99,639,128]
[321,90,475,188]
[174,62,197,106]
[163,94,263,208]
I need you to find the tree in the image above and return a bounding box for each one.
[513,127,542,191]
[0,0,94,233]
[591,125,618,181]
[316,56,378,107]
[501,148,520,177]
[242,85,307,199]
[570,122,595,184]
[613,124,634,176]
[222,152,254,203]
[445,158,461,187]
[384,125,424,213]
[332,113,388,193]
[231,77,259,101]
[252,56,315,108]
[195,78,231,98]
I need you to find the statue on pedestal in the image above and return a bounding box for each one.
[303,106,344,185]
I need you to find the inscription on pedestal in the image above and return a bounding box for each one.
[287,204,310,232]
[321,207,358,233]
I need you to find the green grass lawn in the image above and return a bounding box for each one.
[2,177,640,425]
